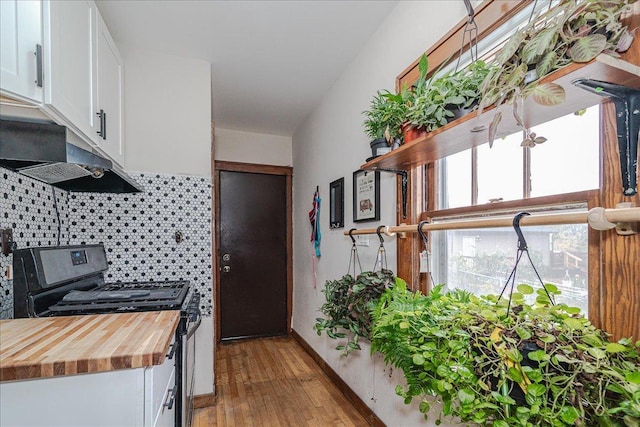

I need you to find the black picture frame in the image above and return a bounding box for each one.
[329,177,344,229]
[353,170,380,222]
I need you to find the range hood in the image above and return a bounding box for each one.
[0,118,143,193]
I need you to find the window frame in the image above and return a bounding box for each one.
[393,1,640,340]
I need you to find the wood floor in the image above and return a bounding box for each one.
[193,336,370,427]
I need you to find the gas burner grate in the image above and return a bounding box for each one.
[100,280,189,291]
[47,280,190,314]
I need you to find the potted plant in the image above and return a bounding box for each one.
[371,282,640,426]
[479,0,635,147]
[440,60,495,120]
[362,89,409,159]
[406,58,496,135]
[314,270,394,356]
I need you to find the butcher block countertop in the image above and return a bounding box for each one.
[0,310,180,382]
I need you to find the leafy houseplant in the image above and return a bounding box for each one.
[407,59,495,133]
[479,0,636,147]
[362,88,410,157]
[371,282,640,426]
[315,270,394,356]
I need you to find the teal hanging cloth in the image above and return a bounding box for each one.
[308,186,321,288]
[309,186,321,257]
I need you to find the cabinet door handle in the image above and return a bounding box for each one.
[35,44,43,87]
[163,385,177,410]
[96,109,106,139]
[102,111,107,140]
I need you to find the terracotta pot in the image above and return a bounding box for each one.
[402,122,427,143]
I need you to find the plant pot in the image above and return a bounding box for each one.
[445,103,478,123]
[370,137,391,158]
[402,122,427,143]
[524,63,539,85]
[484,340,543,406]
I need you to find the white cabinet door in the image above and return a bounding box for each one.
[0,0,43,102]
[0,368,145,427]
[95,12,124,166]
[43,0,97,141]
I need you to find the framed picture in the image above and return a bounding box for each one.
[329,178,344,229]
[353,170,380,222]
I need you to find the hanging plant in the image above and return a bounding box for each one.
[479,0,636,147]
[371,282,640,426]
[314,270,396,356]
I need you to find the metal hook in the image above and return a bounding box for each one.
[513,212,531,251]
[348,228,357,245]
[463,0,474,21]
[455,0,479,71]
[376,225,385,245]
[417,220,429,247]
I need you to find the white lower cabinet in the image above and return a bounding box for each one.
[0,351,176,427]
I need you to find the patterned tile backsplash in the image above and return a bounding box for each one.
[0,168,213,319]
[1,170,70,318]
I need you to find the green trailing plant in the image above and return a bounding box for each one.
[315,270,395,356]
[371,281,640,426]
[479,0,636,147]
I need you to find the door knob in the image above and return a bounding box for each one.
[222,266,231,273]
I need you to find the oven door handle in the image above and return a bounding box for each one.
[186,313,201,339]
[166,342,177,360]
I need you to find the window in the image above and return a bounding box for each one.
[431,105,599,315]
[431,214,589,315]
[439,105,600,209]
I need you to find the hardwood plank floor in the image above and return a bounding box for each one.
[194,336,370,427]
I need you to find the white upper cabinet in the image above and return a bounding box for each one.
[40,0,124,166]
[0,0,44,103]
[43,0,98,142]
[95,13,124,166]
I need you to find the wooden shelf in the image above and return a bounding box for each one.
[361,55,640,171]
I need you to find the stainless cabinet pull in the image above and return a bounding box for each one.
[35,44,43,87]
[102,111,106,140]
[163,385,177,410]
[96,109,106,140]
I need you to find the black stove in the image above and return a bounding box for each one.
[11,243,201,427]
[11,244,191,317]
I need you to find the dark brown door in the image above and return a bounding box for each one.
[218,170,287,340]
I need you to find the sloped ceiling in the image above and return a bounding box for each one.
[96,0,399,136]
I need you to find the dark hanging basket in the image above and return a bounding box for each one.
[483,340,543,406]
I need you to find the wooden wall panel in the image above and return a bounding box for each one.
[598,102,640,341]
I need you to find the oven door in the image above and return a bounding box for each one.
[182,312,201,427]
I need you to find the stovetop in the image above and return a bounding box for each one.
[47,280,190,314]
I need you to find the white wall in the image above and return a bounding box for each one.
[120,45,214,396]
[292,2,472,426]
[121,45,212,177]
[215,127,292,166]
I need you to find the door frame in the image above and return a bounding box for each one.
[213,160,293,345]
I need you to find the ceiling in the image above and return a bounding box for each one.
[96,0,399,137]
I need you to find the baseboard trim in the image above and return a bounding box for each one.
[194,393,216,409]
[291,329,385,427]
